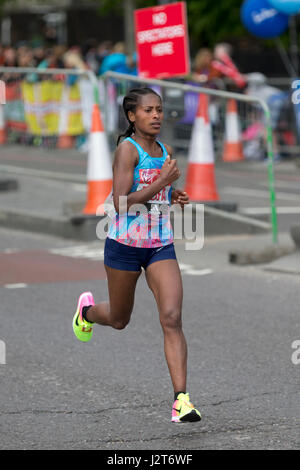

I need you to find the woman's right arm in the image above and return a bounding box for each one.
[112,143,180,214]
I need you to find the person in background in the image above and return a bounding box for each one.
[0,44,4,66]
[37,45,66,83]
[99,42,137,76]
[37,45,66,69]
[245,72,287,161]
[95,40,113,74]
[3,46,17,67]
[82,38,99,75]
[16,41,30,63]
[191,47,221,84]
[211,42,246,90]
[32,42,46,67]
[63,49,88,85]
[17,47,34,68]
[1,46,18,83]
[16,46,37,83]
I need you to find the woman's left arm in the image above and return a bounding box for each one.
[171,189,189,208]
[164,144,190,208]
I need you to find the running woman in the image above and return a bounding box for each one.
[73,88,201,423]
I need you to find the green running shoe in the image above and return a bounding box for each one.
[72,291,95,342]
[171,393,202,423]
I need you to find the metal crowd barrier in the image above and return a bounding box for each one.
[0,66,101,150]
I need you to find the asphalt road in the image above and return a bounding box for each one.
[0,227,299,450]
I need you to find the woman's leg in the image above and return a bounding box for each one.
[86,265,141,330]
[145,259,187,394]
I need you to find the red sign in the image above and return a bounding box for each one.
[134,2,190,79]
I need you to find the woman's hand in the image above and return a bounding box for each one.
[171,189,189,209]
[159,155,180,186]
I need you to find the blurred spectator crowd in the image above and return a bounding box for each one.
[0,39,138,83]
[0,39,247,88]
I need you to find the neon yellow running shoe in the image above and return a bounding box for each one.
[171,393,202,423]
[72,291,95,342]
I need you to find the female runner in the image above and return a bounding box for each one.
[73,87,201,423]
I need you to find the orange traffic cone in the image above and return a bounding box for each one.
[223,99,244,162]
[184,94,219,201]
[57,86,73,149]
[0,104,6,145]
[83,103,112,215]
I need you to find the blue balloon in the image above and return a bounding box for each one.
[241,0,289,38]
[268,0,300,15]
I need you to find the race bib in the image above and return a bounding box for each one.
[136,168,170,204]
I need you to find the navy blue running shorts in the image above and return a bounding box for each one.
[104,237,177,272]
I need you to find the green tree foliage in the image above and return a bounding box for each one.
[99,0,153,15]
[0,0,12,11]
[185,0,245,48]
[98,0,245,48]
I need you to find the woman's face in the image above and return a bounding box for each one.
[4,48,16,64]
[129,93,163,136]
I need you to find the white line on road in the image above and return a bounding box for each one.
[178,263,193,270]
[222,186,300,201]
[3,248,19,254]
[184,268,213,276]
[4,283,27,289]
[240,207,300,215]
[178,263,213,276]
[259,179,300,191]
[0,163,85,183]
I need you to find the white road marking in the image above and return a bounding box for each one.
[179,263,213,276]
[222,186,300,201]
[4,283,27,289]
[0,163,85,183]
[260,179,300,191]
[184,268,213,276]
[70,183,86,192]
[50,245,104,261]
[178,263,193,270]
[240,207,300,215]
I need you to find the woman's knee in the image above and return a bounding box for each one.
[111,316,130,330]
[160,307,182,331]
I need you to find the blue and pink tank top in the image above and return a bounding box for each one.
[106,137,173,248]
